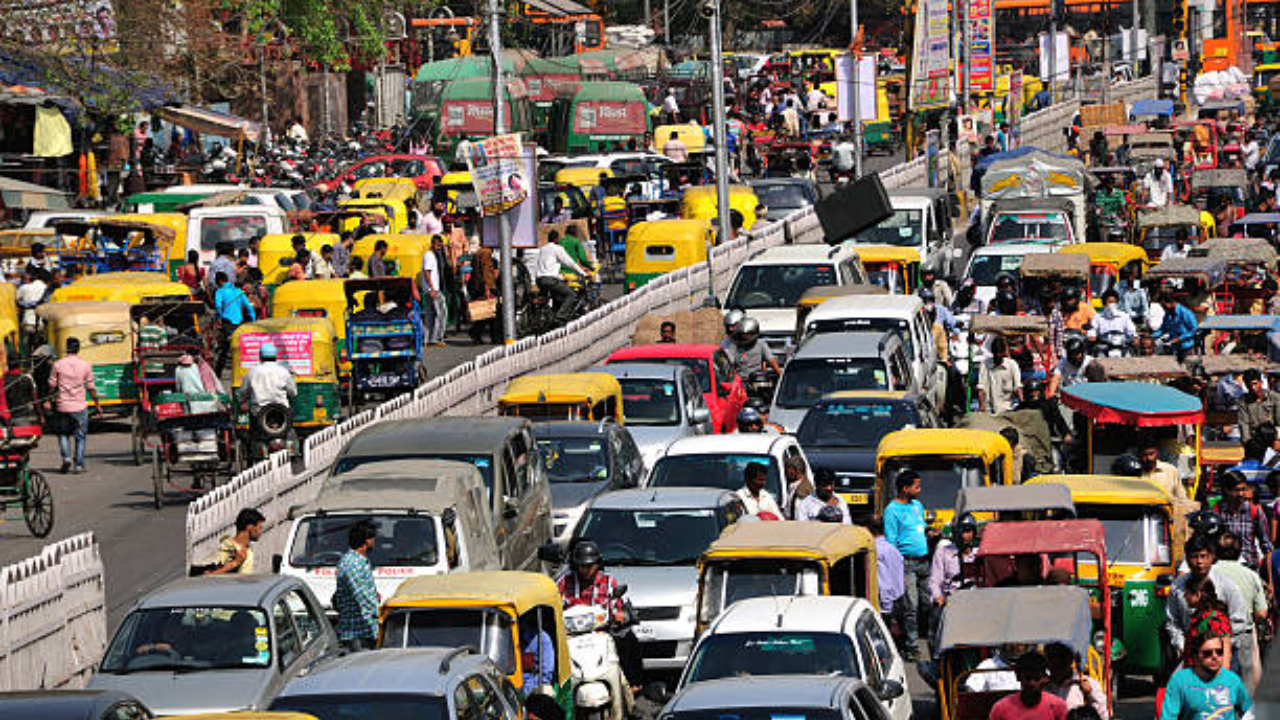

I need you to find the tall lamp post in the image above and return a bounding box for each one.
[704,0,731,305]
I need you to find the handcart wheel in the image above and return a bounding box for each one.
[130,408,144,466]
[151,446,164,510]
[22,470,53,538]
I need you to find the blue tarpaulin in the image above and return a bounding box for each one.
[1130,99,1174,118]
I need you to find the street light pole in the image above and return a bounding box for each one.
[488,0,516,342]
[850,0,863,178]
[706,0,730,304]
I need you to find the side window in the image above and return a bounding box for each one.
[510,433,532,495]
[713,350,736,383]
[887,351,908,391]
[855,614,886,688]
[617,431,643,486]
[989,458,1005,486]
[501,448,519,504]
[864,613,896,676]
[282,590,321,648]
[273,598,302,668]
[685,374,707,412]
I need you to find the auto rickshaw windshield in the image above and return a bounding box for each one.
[865,263,909,294]
[882,456,985,508]
[578,507,721,565]
[381,607,515,675]
[1077,504,1173,566]
[702,559,822,620]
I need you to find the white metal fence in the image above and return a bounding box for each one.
[0,533,106,691]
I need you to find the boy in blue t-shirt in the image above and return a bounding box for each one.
[1160,634,1253,720]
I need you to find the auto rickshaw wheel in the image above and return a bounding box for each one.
[22,470,53,537]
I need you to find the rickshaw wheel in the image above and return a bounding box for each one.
[151,446,164,510]
[130,408,144,466]
[22,470,53,537]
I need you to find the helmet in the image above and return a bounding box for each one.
[954,512,978,535]
[918,287,937,304]
[817,505,845,523]
[1110,453,1142,477]
[260,343,279,361]
[570,540,603,569]
[737,407,763,431]
[1064,336,1086,357]
[744,397,769,413]
[1022,378,1046,403]
[724,309,746,334]
[736,317,760,344]
[1060,286,1081,304]
[995,273,1016,290]
[1187,510,1225,539]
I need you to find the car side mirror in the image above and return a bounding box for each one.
[537,542,564,565]
[644,681,672,704]
[272,554,283,573]
[690,407,711,425]
[877,679,906,701]
[503,497,520,520]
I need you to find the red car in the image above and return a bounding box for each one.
[606,344,746,434]
[312,154,446,194]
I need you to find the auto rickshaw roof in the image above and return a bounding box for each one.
[797,284,889,305]
[1191,169,1249,189]
[969,314,1049,336]
[1061,382,1203,425]
[570,80,647,103]
[1130,98,1175,117]
[37,300,131,324]
[1090,355,1189,381]
[955,484,1076,518]
[1145,256,1227,284]
[1191,238,1278,267]
[681,184,758,200]
[1137,204,1203,227]
[50,272,191,303]
[1027,474,1175,506]
[975,519,1107,560]
[387,571,562,613]
[556,167,613,187]
[876,428,1012,462]
[500,372,623,404]
[704,520,874,560]
[628,218,713,242]
[1198,314,1280,332]
[344,276,416,302]
[1232,213,1280,226]
[235,315,336,338]
[1187,354,1280,378]
[1018,252,1090,279]
[259,232,340,251]
[849,245,921,264]
[937,586,1093,655]
[271,278,350,303]
[1058,242,1148,267]
[353,178,420,203]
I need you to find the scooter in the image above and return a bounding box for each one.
[241,401,297,464]
[564,587,635,720]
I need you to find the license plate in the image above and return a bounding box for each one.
[842,493,869,504]
[634,625,655,638]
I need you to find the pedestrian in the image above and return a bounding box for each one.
[333,519,380,652]
[663,129,688,162]
[369,239,389,278]
[1045,643,1108,719]
[736,462,783,519]
[1159,634,1252,720]
[287,249,309,282]
[331,231,354,277]
[795,468,851,523]
[1214,532,1266,692]
[466,247,499,345]
[235,247,253,285]
[213,271,256,376]
[883,469,929,661]
[1211,472,1272,571]
[25,242,54,285]
[422,235,448,347]
[347,256,368,280]
[659,321,677,343]
[178,250,203,293]
[206,242,237,298]
[1166,534,1250,672]
[209,507,266,575]
[1237,369,1280,445]
[870,515,905,639]
[928,513,977,651]
[988,651,1068,720]
[978,336,1023,414]
[419,198,445,235]
[662,88,680,125]
[1137,436,1189,501]
[48,338,102,474]
[16,267,47,355]
[310,245,336,279]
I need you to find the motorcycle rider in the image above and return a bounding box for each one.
[830,133,856,183]
[721,309,746,354]
[1093,288,1137,354]
[535,231,591,325]
[558,541,643,692]
[239,343,296,414]
[745,397,784,433]
[729,317,782,384]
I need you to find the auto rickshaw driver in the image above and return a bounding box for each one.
[557,540,643,693]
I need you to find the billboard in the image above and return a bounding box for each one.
[910,0,951,110]
[461,133,530,216]
[0,0,117,49]
[967,0,995,92]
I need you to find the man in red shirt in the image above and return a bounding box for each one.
[989,651,1068,720]
[557,541,642,691]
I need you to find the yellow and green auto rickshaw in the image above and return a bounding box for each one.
[1059,242,1149,307]
[337,198,409,236]
[875,428,1014,529]
[855,245,921,295]
[258,233,340,291]
[269,278,353,378]
[350,234,435,286]
[623,218,713,292]
[499,373,624,424]
[380,572,574,717]
[36,301,137,416]
[680,185,759,232]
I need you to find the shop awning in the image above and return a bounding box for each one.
[524,0,592,15]
[154,105,261,143]
[0,176,70,210]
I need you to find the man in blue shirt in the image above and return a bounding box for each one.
[1153,294,1198,361]
[519,616,556,692]
[1159,634,1251,720]
[213,271,256,375]
[883,470,930,661]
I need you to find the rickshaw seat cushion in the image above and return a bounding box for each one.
[957,690,1014,720]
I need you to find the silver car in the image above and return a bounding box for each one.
[88,575,337,716]
[658,675,892,720]
[596,363,712,469]
[552,487,745,671]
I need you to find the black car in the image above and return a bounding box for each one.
[0,690,150,720]
[530,421,646,544]
[795,391,937,521]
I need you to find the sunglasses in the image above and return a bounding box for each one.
[1199,647,1225,658]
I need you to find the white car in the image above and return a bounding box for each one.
[962,243,1054,307]
[643,433,812,515]
[678,596,912,720]
[724,243,868,356]
[22,210,108,229]
[849,193,955,276]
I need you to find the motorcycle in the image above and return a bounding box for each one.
[241,401,297,464]
[564,587,635,720]
[745,367,778,404]
[1091,330,1133,358]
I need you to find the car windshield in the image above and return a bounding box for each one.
[776,358,889,409]
[619,378,682,426]
[797,402,919,448]
[1077,504,1172,565]
[332,453,494,499]
[649,453,782,502]
[289,514,439,568]
[702,560,821,621]
[538,437,610,483]
[854,209,922,246]
[578,508,722,565]
[101,607,272,673]
[664,709,842,720]
[881,456,986,508]
[752,183,811,208]
[612,357,712,393]
[271,694,448,720]
[967,253,1026,287]
[381,608,516,675]
[685,632,861,683]
[726,264,838,309]
[989,213,1071,244]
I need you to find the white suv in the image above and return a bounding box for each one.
[643,434,813,515]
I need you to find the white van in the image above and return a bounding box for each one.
[724,244,867,356]
[848,194,956,276]
[799,294,937,401]
[186,204,288,264]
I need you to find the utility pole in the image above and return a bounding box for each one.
[706,0,729,304]
[1047,19,1058,102]
[259,46,269,153]
[850,0,863,177]
[644,0,652,35]
[488,0,516,342]
[1130,0,1140,73]
[664,0,671,45]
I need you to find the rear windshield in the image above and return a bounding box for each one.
[967,253,1025,286]
[684,631,860,683]
[989,213,1071,244]
[797,402,919,448]
[727,264,838,309]
[776,358,889,409]
[854,209,922,246]
[331,453,494,498]
[619,377,682,426]
[611,357,711,393]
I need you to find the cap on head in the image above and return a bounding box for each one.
[260,343,278,361]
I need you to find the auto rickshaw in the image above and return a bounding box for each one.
[269,278,353,377]
[1188,238,1277,314]
[1017,252,1092,308]
[345,277,425,408]
[1027,474,1197,681]
[337,197,409,235]
[258,233,340,291]
[875,429,1014,529]
[1144,256,1228,318]
[654,122,708,159]
[1196,314,1280,358]
[556,167,614,199]
[0,283,19,358]
[352,176,422,205]
[36,301,137,416]
[694,520,878,635]
[792,285,888,347]
[623,218,713,292]
[498,373,624,423]
[855,245,920,295]
[937,586,1104,720]
[351,234,434,285]
[380,571,574,717]
[230,316,341,460]
[680,185,759,232]
[953,483,1076,524]
[50,271,192,304]
[1134,205,1207,262]
[1059,243,1148,306]
[1061,382,1204,497]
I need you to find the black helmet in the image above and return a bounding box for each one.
[737,407,763,431]
[1187,510,1225,539]
[1060,286,1081,303]
[744,396,769,413]
[1111,453,1142,477]
[954,512,978,535]
[918,287,937,304]
[995,273,1016,290]
[1064,336,1086,356]
[570,540,603,569]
